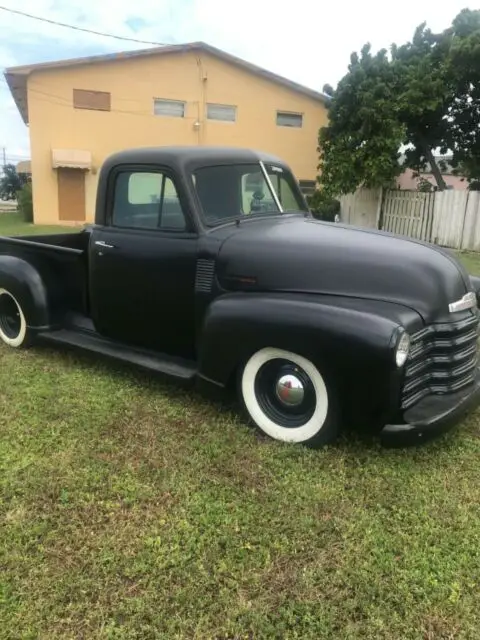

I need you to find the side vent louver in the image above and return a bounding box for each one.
[195,259,215,293]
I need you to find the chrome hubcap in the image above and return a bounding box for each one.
[255,359,316,428]
[275,373,305,407]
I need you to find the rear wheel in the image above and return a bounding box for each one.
[239,347,339,447]
[0,288,30,348]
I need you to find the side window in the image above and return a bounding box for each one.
[112,171,187,230]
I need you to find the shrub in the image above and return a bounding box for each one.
[17,183,33,223]
[307,191,341,222]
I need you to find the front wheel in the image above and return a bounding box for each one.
[239,347,339,447]
[0,288,31,348]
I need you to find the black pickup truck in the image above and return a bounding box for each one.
[1,146,479,447]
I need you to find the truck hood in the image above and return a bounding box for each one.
[214,216,472,324]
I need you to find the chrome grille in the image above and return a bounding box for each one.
[401,313,479,410]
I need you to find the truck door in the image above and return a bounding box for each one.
[89,167,198,358]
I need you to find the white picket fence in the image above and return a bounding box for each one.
[339,188,381,229]
[340,188,480,251]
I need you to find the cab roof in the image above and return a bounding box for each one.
[101,146,289,173]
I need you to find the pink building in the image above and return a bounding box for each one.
[397,156,468,191]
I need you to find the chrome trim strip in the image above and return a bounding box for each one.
[449,292,477,313]
[259,161,283,213]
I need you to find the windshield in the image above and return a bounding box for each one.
[193,162,309,225]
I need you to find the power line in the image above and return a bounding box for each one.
[11,83,201,121]
[0,5,171,46]
[29,89,200,121]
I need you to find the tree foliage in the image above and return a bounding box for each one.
[0,164,28,201]
[306,190,340,221]
[448,9,480,185]
[319,45,404,196]
[318,9,480,195]
[17,183,33,222]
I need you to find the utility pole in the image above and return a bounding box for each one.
[2,147,5,168]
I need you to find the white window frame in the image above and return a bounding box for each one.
[153,98,186,118]
[206,103,237,122]
[276,111,303,128]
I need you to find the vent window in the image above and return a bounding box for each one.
[299,180,316,196]
[207,103,236,122]
[154,99,185,118]
[276,111,303,128]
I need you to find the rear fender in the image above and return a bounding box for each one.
[0,256,51,330]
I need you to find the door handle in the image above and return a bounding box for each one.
[95,240,116,249]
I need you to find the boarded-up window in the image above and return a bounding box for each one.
[73,89,111,112]
[154,99,185,118]
[276,111,303,128]
[207,103,236,122]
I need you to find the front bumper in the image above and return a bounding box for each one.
[381,367,480,447]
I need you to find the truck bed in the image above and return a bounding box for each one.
[0,229,90,254]
[0,229,91,319]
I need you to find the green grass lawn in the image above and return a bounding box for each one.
[457,250,480,277]
[2,215,480,638]
[0,211,78,236]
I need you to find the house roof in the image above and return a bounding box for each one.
[4,41,330,125]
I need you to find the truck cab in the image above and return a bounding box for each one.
[1,146,479,448]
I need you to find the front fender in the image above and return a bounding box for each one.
[0,256,50,330]
[198,293,419,420]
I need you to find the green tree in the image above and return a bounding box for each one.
[318,45,404,197]
[17,183,33,222]
[0,164,28,201]
[392,23,452,190]
[318,10,480,195]
[447,9,480,186]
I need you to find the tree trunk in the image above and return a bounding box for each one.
[421,140,447,191]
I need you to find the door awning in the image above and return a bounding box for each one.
[52,148,91,170]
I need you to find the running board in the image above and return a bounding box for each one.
[37,328,197,381]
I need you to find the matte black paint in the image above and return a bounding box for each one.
[0,146,479,446]
[214,216,470,324]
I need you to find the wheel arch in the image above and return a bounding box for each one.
[197,292,406,421]
[0,255,51,330]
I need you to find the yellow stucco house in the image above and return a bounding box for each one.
[5,42,329,225]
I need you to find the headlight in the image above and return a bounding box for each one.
[395,331,411,368]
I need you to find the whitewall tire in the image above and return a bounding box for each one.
[239,347,338,447]
[0,288,29,348]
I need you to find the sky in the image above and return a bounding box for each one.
[0,0,475,164]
